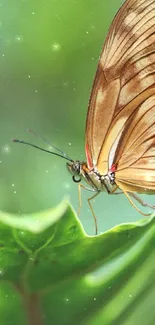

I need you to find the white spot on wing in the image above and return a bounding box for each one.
[124,11,137,27]
[108,126,124,169]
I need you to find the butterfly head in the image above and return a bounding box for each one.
[66,160,99,188]
[66,160,83,183]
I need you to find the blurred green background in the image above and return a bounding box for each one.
[0,0,154,235]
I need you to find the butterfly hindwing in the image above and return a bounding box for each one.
[85,0,155,187]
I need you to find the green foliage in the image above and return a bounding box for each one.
[0,202,155,325]
[0,2,155,324]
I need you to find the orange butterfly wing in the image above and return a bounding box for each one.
[85,0,155,193]
[115,95,155,193]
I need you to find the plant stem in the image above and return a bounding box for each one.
[24,293,44,325]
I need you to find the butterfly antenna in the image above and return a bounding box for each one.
[12,139,73,162]
[27,128,72,161]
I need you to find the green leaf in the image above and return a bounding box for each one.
[0,201,155,325]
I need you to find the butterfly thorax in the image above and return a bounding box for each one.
[67,160,116,193]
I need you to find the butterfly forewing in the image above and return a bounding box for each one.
[85,0,155,194]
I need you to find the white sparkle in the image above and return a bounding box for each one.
[68,142,71,146]
[14,191,17,194]
[63,181,71,190]
[12,184,15,187]
[15,35,23,42]
[2,145,10,154]
[65,297,69,304]
[63,82,68,87]
[51,42,61,52]
[28,75,31,78]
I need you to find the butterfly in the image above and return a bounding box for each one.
[14,0,155,234]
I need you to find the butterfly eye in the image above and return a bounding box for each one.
[72,175,81,183]
[71,161,81,174]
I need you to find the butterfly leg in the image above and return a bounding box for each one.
[111,187,123,195]
[113,191,123,194]
[77,183,83,217]
[129,192,155,210]
[77,183,97,215]
[77,184,99,235]
[116,182,152,217]
[88,192,100,235]
[123,190,152,216]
